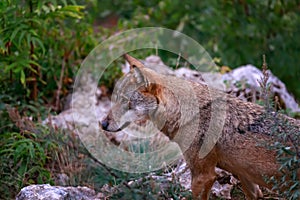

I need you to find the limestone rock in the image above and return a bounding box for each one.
[222,65,300,112]
[16,184,104,200]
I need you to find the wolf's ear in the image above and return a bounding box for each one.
[133,66,146,84]
[124,54,144,69]
[124,54,147,84]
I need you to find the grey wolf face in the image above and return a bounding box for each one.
[101,87,159,132]
[101,55,162,134]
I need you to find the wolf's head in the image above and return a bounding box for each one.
[101,54,170,137]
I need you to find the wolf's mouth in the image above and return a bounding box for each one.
[114,121,131,132]
[101,120,131,132]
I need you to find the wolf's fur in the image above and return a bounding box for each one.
[101,54,300,199]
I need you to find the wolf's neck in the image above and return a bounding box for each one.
[159,82,213,150]
[154,88,181,140]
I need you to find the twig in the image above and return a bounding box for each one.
[258,55,271,110]
[86,152,132,189]
[175,53,181,70]
[55,53,67,111]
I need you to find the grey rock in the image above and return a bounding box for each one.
[174,64,300,112]
[222,65,300,112]
[16,184,103,200]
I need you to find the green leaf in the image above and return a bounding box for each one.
[28,60,41,72]
[17,163,28,178]
[28,29,38,37]
[0,38,5,50]
[25,18,42,26]
[28,142,34,159]
[18,30,27,47]
[5,62,19,72]
[20,70,25,87]
[57,5,85,19]
[31,37,45,55]
[62,5,85,12]
[14,143,27,164]
[26,33,31,48]
[10,24,28,42]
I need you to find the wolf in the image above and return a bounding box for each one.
[101,54,300,199]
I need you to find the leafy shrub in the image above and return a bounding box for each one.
[259,57,300,199]
[0,131,53,198]
[0,0,97,109]
[0,105,100,199]
[269,130,300,199]
[91,166,191,200]
[0,107,54,199]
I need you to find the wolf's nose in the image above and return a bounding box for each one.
[101,119,109,130]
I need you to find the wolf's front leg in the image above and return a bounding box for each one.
[191,166,216,200]
[189,150,218,200]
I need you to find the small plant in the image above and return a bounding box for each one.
[102,170,192,200]
[0,107,55,199]
[0,0,96,111]
[0,106,96,199]
[258,56,300,199]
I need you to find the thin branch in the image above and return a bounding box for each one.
[55,53,68,111]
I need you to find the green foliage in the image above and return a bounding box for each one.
[259,58,300,199]
[270,143,300,199]
[262,112,300,199]
[89,0,300,100]
[91,168,192,200]
[0,107,54,199]
[2,0,299,102]
[0,0,97,104]
[0,105,96,199]
[0,131,53,198]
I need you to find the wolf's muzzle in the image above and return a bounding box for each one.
[101,119,131,132]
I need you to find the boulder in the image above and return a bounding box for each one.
[16,184,105,200]
[222,65,300,112]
